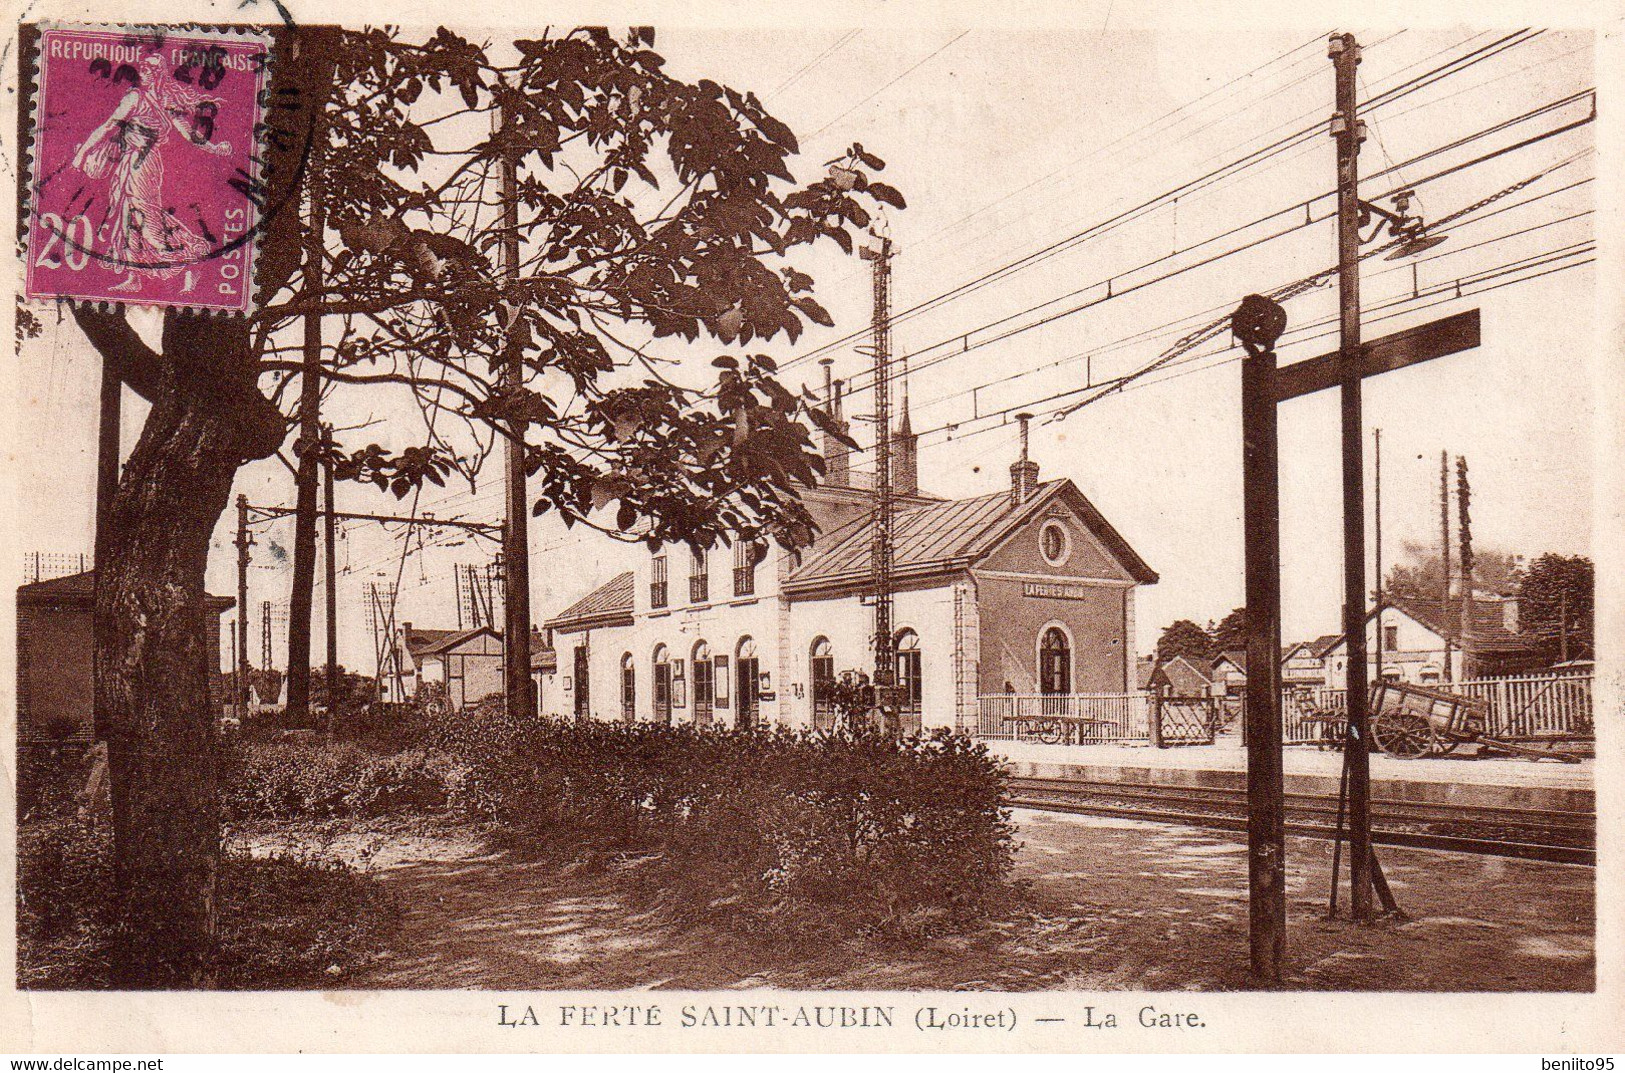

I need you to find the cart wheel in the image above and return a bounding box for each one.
[1038,720,1063,745]
[1372,710,1434,758]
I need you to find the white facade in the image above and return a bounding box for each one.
[1322,605,1458,690]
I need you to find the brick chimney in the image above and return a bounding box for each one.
[1010,412,1040,507]
[819,358,851,487]
[893,386,918,498]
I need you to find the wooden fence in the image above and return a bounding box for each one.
[976,672,1592,748]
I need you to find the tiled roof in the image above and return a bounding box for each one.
[545,571,635,631]
[1307,633,1344,657]
[17,569,233,610]
[784,479,1156,593]
[1215,649,1247,672]
[414,626,499,657]
[403,626,464,658]
[1388,595,1535,654]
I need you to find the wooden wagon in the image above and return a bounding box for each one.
[1369,680,1580,762]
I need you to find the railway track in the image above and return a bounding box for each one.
[1006,775,1595,866]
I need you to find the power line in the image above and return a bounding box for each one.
[835,90,1591,402]
[802,31,971,141]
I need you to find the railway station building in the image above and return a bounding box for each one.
[539,404,1157,732]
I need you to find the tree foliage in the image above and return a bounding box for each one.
[1208,606,1246,657]
[1155,619,1213,666]
[1516,553,1593,662]
[1382,539,1522,602]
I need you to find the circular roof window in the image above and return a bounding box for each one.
[1040,520,1070,566]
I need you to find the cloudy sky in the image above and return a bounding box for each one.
[11,22,1597,668]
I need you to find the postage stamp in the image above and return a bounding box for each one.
[23,25,271,314]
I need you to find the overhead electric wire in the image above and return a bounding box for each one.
[832,91,1592,402]
[802,31,971,141]
[783,29,1544,377]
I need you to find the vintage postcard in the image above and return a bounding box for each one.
[1,0,1620,1056]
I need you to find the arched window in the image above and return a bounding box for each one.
[692,641,714,728]
[620,653,636,722]
[894,628,922,734]
[736,636,760,729]
[1039,625,1072,696]
[810,637,835,730]
[652,644,672,725]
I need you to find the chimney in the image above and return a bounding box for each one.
[893,385,918,498]
[819,358,851,488]
[1010,413,1040,507]
[1501,595,1519,633]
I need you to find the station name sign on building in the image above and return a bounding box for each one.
[1022,581,1096,601]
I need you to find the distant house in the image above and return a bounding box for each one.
[1281,634,1342,690]
[1147,654,1213,697]
[16,570,233,742]
[1322,594,1543,688]
[1210,650,1247,697]
[385,622,557,712]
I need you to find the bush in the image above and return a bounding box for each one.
[430,706,1016,939]
[17,814,397,989]
[221,740,460,821]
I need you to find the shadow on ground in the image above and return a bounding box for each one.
[325,810,1592,992]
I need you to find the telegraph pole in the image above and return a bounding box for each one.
[1440,450,1454,683]
[286,148,327,728]
[1457,455,1474,680]
[322,424,340,735]
[495,96,535,722]
[861,236,897,726]
[1329,30,1375,921]
[234,494,254,714]
[92,360,120,740]
[1374,428,1384,680]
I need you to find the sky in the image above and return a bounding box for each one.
[9,24,1597,670]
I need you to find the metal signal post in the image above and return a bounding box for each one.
[861,237,898,725]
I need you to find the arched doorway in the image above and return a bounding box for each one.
[810,637,835,730]
[894,628,922,734]
[652,644,672,725]
[1039,626,1072,694]
[620,653,636,722]
[692,641,714,728]
[736,637,760,729]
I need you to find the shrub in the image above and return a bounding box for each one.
[430,706,1016,938]
[221,739,463,821]
[16,814,397,989]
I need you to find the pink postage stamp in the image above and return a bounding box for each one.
[24,26,271,313]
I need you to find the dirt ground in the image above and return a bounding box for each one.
[259,809,1593,992]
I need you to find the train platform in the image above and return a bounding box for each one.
[986,740,1593,812]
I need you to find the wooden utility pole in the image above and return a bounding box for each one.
[1456,455,1473,680]
[234,494,253,715]
[92,361,120,740]
[1374,428,1384,680]
[861,236,898,726]
[286,152,327,728]
[1440,450,1453,683]
[1329,31,1375,922]
[322,424,339,734]
[1237,293,1287,981]
[496,95,534,721]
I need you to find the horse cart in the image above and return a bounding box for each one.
[1369,680,1581,762]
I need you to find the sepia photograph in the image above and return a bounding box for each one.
[1,0,1620,1056]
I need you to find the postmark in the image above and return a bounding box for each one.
[24,25,273,314]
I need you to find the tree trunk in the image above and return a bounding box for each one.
[90,313,285,988]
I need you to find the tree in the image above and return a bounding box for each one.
[1517,554,1593,663]
[1383,539,1521,601]
[49,25,897,985]
[1156,619,1212,665]
[1209,606,1247,656]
